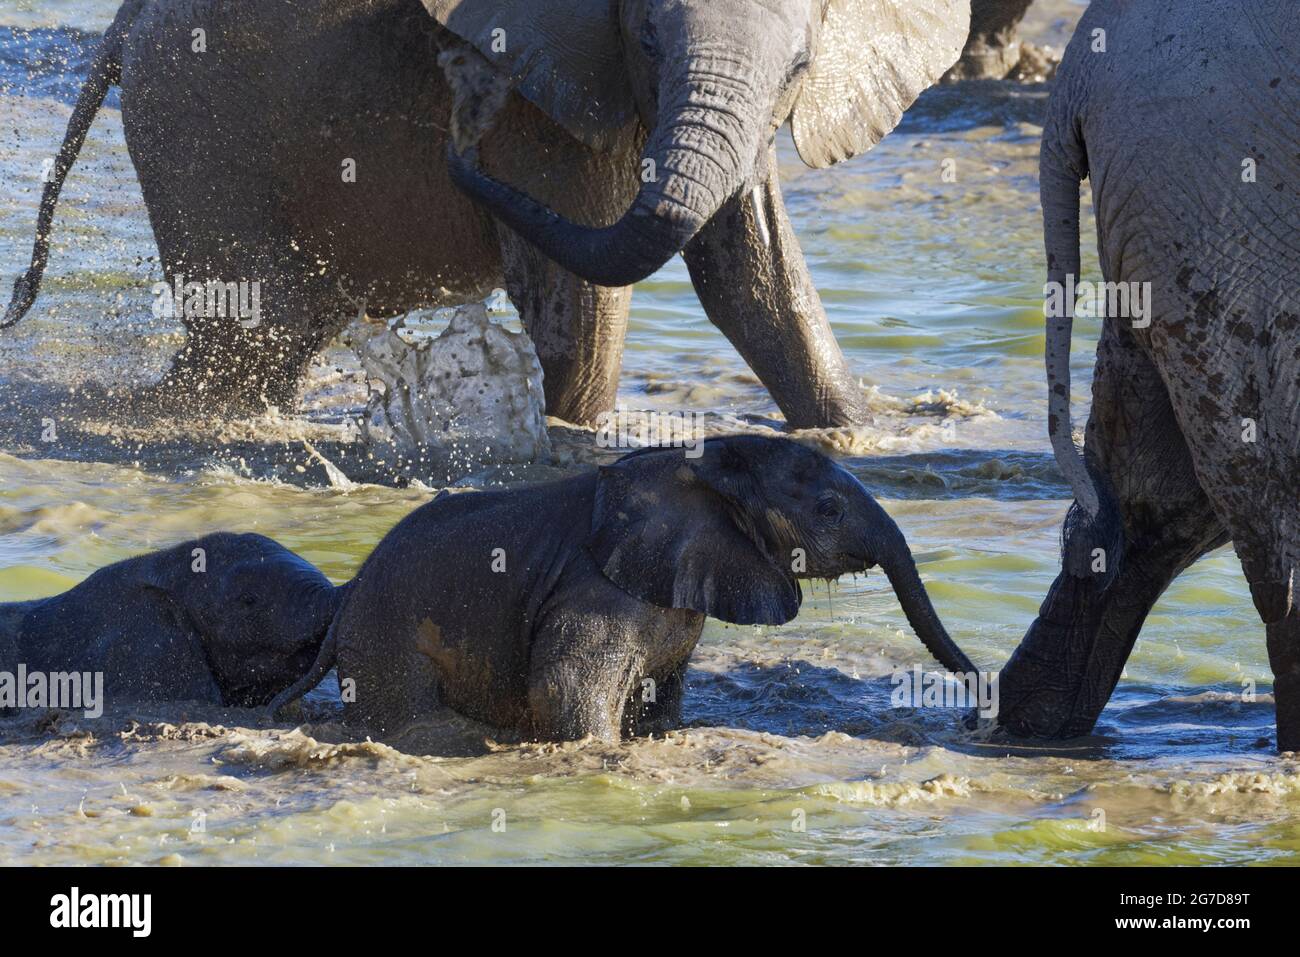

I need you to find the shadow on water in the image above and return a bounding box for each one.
[687,660,1280,764]
[900,80,1054,135]
[846,449,1068,501]
[974,683,1280,763]
[685,659,1012,759]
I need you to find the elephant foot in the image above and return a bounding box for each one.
[995,651,1078,738]
[1006,41,1058,82]
[1273,673,1300,753]
[683,156,876,432]
[994,568,1118,739]
[540,365,622,431]
[943,0,1036,82]
[497,228,632,430]
[943,40,1058,83]
[155,336,313,418]
[146,372,299,420]
[943,42,1023,82]
[1267,611,1300,753]
[784,385,874,431]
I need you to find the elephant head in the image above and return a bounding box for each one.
[428,0,970,287]
[586,435,976,674]
[139,533,344,707]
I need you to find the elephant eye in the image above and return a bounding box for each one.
[815,496,843,522]
[238,593,259,608]
[637,21,660,61]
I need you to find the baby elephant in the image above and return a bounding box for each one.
[272,436,975,742]
[0,533,343,711]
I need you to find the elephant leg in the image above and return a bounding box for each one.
[153,251,349,415]
[526,618,644,743]
[622,660,688,738]
[683,148,869,429]
[1185,442,1300,754]
[336,619,442,738]
[1206,498,1300,753]
[497,228,631,427]
[1233,523,1300,753]
[944,0,1035,81]
[1266,612,1300,752]
[997,322,1227,737]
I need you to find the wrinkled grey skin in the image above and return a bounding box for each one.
[441,0,969,427]
[3,0,967,429]
[944,0,1036,81]
[0,533,343,709]
[997,0,1300,751]
[271,436,975,742]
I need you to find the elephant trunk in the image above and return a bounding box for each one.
[309,580,349,642]
[448,36,774,287]
[869,505,977,676]
[265,580,350,716]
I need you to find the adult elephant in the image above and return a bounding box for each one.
[4,0,969,428]
[995,0,1300,750]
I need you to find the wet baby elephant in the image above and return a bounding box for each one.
[0,533,344,711]
[271,436,976,742]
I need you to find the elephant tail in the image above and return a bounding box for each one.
[1040,110,1101,521]
[2,0,143,330]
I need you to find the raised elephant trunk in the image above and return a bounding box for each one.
[868,504,977,676]
[447,25,775,288]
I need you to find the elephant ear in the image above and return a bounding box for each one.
[125,545,208,636]
[422,0,637,151]
[587,449,801,626]
[791,0,970,168]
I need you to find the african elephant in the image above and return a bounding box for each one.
[995,0,1300,750]
[0,533,343,709]
[270,435,975,742]
[4,0,969,429]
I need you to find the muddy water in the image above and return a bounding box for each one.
[3,0,1298,866]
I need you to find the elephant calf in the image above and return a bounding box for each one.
[0,533,344,711]
[271,435,975,742]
